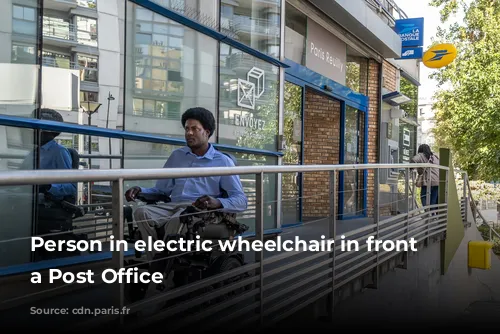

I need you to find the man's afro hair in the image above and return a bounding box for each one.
[181,107,216,137]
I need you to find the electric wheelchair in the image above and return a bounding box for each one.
[121,152,278,308]
[122,190,258,307]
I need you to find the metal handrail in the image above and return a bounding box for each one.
[0,163,453,329]
[0,163,446,186]
[466,177,500,241]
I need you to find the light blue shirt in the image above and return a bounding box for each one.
[140,144,248,213]
[39,140,77,201]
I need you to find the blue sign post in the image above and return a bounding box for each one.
[394,18,424,59]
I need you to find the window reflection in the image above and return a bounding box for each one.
[221,0,281,58]
[343,106,365,217]
[346,51,369,95]
[150,0,218,30]
[126,2,217,141]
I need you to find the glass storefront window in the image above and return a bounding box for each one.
[282,82,303,226]
[219,43,280,152]
[343,106,366,217]
[127,2,218,140]
[221,0,281,58]
[0,126,36,267]
[218,150,278,232]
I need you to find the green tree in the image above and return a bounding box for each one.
[429,0,500,180]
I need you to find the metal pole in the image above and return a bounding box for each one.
[412,170,416,210]
[327,170,337,317]
[255,172,264,326]
[402,168,409,269]
[106,92,114,170]
[369,168,380,289]
[111,178,124,325]
[426,166,431,246]
[462,172,466,223]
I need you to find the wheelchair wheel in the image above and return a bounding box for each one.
[124,280,149,303]
[210,255,250,303]
[123,260,150,303]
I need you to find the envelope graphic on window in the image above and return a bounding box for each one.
[237,78,256,110]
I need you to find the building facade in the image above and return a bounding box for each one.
[0,0,421,267]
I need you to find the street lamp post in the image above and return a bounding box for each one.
[80,100,102,207]
[106,92,115,169]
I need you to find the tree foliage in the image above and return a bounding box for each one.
[429,0,500,181]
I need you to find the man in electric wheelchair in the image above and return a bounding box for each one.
[123,107,250,306]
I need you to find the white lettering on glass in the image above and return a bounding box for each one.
[234,114,265,131]
[309,42,344,72]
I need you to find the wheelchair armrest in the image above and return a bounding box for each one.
[60,200,85,218]
[136,192,171,204]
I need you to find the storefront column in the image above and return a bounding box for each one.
[366,59,381,218]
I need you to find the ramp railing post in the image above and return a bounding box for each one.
[369,168,380,289]
[111,178,124,325]
[425,166,431,246]
[255,172,264,326]
[402,168,409,269]
[327,170,337,318]
[463,172,468,223]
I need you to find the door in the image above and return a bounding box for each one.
[343,105,361,217]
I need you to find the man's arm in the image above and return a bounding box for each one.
[46,148,77,200]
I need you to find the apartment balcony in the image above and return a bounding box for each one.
[42,19,79,48]
[42,57,98,84]
[42,18,98,50]
[230,16,280,40]
[43,0,78,12]
[365,0,408,27]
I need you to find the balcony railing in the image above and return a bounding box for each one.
[43,19,77,41]
[42,57,98,82]
[42,57,78,69]
[225,53,275,73]
[231,16,280,37]
[365,0,408,27]
[43,18,97,47]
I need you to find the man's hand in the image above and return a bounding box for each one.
[125,186,141,202]
[193,195,222,210]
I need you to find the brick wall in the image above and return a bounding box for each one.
[366,59,381,218]
[382,60,397,91]
[302,87,341,218]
